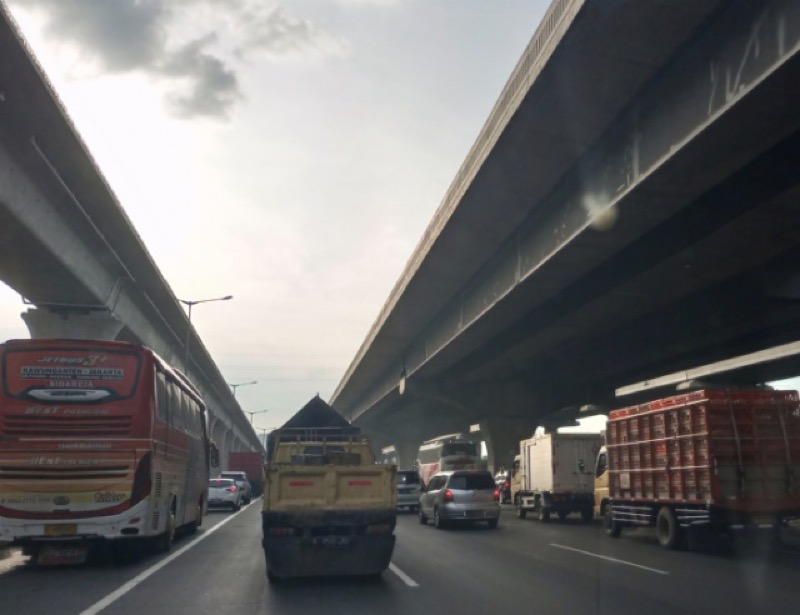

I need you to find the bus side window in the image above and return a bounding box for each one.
[156,373,169,423]
[169,382,181,428]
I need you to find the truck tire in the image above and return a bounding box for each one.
[538,507,550,523]
[604,507,621,537]
[656,506,681,549]
[419,509,428,525]
[515,496,527,519]
[581,507,593,524]
[557,510,568,521]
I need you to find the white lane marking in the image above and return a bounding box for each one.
[389,562,419,587]
[550,543,669,575]
[79,501,257,615]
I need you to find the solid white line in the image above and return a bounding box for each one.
[550,543,669,575]
[389,562,419,587]
[79,501,257,615]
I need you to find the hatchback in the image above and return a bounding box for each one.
[219,471,252,504]
[208,478,242,511]
[396,469,422,512]
[419,470,500,529]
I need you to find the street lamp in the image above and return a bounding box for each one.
[229,380,257,398]
[179,295,233,372]
[247,409,269,424]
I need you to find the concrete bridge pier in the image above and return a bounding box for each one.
[478,417,536,475]
[21,307,124,340]
[392,439,423,470]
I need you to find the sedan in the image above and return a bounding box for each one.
[208,478,242,511]
[419,470,500,529]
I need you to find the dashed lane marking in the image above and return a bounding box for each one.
[550,543,669,575]
[389,562,419,587]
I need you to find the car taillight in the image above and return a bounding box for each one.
[227,486,238,492]
[444,489,454,503]
[493,489,500,502]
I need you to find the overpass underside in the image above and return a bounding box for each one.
[348,0,800,466]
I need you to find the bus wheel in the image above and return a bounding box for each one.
[656,506,681,549]
[157,510,176,552]
[187,500,202,535]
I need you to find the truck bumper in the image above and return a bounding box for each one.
[261,510,396,579]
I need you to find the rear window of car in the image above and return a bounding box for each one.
[209,479,235,488]
[448,473,495,491]
[397,471,420,485]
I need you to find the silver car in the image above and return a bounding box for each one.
[208,478,242,511]
[419,470,500,529]
[396,469,422,511]
[220,471,252,504]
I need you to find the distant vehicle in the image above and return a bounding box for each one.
[208,478,242,511]
[495,471,512,504]
[220,470,252,504]
[227,452,265,497]
[514,432,601,522]
[600,388,800,549]
[416,433,480,487]
[396,470,422,512]
[0,339,216,565]
[419,470,500,529]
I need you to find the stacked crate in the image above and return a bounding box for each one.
[607,389,800,510]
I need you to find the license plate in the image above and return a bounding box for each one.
[45,524,77,537]
[312,536,351,548]
[38,545,88,566]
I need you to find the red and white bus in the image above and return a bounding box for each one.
[416,434,480,487]
[0,338,216,564]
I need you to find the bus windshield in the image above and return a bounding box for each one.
[441,442,479,457]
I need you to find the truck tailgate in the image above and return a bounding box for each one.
[266,466,396,511]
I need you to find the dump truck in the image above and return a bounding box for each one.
[514,431,602,522]
[600,388,800,549]
[261,397,396,581]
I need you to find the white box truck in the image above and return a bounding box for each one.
[514,432,602,522]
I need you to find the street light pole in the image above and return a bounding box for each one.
[246,409,269,424]
[229,380,257,398]
[179,294,233,373]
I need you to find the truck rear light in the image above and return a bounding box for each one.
[266,526,294,536]
[366,523,393,535]
[444,489,454,502]
[493,489,500,502]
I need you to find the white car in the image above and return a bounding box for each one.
[208,478,242,511]
[219,471,253,504]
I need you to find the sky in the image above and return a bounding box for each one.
[0,0,555,430]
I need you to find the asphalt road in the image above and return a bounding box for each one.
[1,503,799,614]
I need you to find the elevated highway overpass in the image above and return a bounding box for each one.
[331,0,800,468]
[0,6,260,460]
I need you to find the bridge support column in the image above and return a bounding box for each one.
[393,439,422,470]
[21,307,124,340]
[478,417,534,475]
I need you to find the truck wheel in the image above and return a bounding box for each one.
[604,507,621,537]
[656,506,681,549]
[557,511,568,521]
[538,507,550,523]
[581,507,593,524]
[515,495,526,519]
[419,509,428,525]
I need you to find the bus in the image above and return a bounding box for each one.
[416,433,480,487]
[0,338,217,564]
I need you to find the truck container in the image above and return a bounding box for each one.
[261,396,396,581]
[227,451,265,496]
[514,432,602,522]
[600,388,800,549]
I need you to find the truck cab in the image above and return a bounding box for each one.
[593,445,608,518]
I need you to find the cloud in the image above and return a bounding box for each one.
[10,0,348,119]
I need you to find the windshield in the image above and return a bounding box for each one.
[1,2,800,610]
